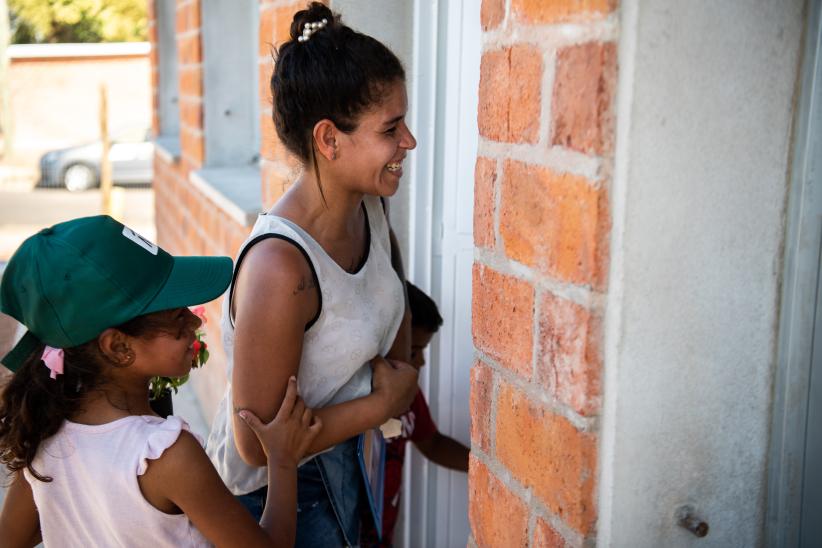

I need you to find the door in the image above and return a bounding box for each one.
[768,1,822,545]
[404,1,480,546]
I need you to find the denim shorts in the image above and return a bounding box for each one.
[235,437,364,547]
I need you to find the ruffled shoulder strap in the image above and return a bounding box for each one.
[136,415,197,476]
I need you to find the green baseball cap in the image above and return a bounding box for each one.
[0,215,233,372]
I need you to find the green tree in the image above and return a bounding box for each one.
[9,0,146,44]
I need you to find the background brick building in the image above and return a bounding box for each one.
[150,0,822,546]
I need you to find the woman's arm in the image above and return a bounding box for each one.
[0,471,41,548]
[231,239,418,466]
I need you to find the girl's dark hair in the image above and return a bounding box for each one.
[407,282,443,334]
[271,2,406,164]
[0,312,186,482]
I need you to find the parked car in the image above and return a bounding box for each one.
[37,127,154,192]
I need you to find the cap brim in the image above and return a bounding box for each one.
[143,256,233,315]
[1,330,41,373]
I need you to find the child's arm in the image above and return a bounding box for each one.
[237,376,322,542]
[414,432,470,472]
[139,378,320,547]
[0,471,42,547]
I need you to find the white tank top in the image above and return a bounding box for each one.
[25,415,210,547]
[206,194,405,495]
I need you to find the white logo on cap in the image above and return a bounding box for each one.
[122,226,158,255]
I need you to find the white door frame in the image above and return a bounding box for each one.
[401,1,480,546]
[767,0,822,544]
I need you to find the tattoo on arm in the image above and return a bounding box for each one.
[292,276,316,295]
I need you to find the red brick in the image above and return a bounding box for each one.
[500,161,610,289]
[538,292,602,416]
[470,360,494,452]
[496,382,597,534]
[472,264,534,378]
[552,42,617,156]
[262,160,292,209]
[175,2,187,34]
[260,113,283,161]
[180,100,203,131]
[478,46,542,143]
[187,1,201,33]
[176,2,200,34]
[468,457,529,548]
[178,33,202,66]
[474,157,496,249]
[478,50,508,142]
[259,6,276,56]
[179,67,203,98]
[512,0,616,24]
[259,62,273,113]
[533,518,567,547]
[180,128,204,168]
[481,0,505,30]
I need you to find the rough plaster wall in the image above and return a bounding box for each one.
[329,0,415,258]
[600,1,804,546]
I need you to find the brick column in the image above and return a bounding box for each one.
[470,1,618,546]
[176,0,204,173]
[258,0,318,209]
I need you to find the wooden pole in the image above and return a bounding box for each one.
[100,84,112,215]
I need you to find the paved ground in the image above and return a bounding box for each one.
[0,180,155,262]
[0,175,209,510]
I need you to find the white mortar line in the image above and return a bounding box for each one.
[478,139,604,182]
[596,1,637,545]
[475,349,599,433]
[493,157,504,255]
[475,247,607,310]
[541,49,557,148]
[483,16,619,50]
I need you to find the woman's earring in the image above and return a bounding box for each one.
[331,148,337,160]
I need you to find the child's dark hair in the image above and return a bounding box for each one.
[407,282,443,334]
[271,2,405,166]
[0,312,190,482]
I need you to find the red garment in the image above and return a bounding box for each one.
[361,390,437,547]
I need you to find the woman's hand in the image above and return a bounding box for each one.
[370,356,419,420]
[238,376,322,468]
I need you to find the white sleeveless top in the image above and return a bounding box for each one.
[206,194,405,495]
[25,415,210,548]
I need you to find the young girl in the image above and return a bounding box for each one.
[206,2,420,546]
[0,215,321,547]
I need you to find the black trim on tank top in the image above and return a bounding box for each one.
[229,234,322,331]
[349,203,371,274]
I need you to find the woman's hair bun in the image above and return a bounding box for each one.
[290,2,335,41]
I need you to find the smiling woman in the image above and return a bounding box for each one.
[204,3,421,546]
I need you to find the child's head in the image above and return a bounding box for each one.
[0,215,232,480]
[271,2,415,198]
[406,282,443,370]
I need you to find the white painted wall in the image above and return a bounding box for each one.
[329,0,415,260]
[599,1,804,546]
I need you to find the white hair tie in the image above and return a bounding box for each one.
[298,18,328,43]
